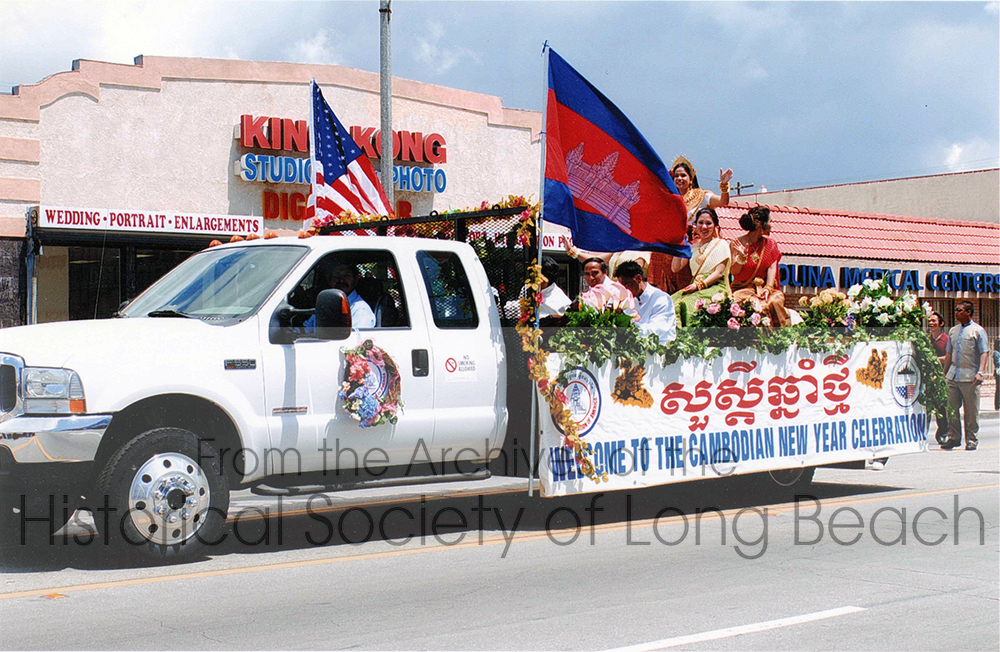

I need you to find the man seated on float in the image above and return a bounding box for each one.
[565,239,651,288]
[304,259,376,330]
[539,256,572,319]
[614,260,676,343]
[581,257,615,289]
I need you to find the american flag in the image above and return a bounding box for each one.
[305,80,393,225]
[896,384,917,401]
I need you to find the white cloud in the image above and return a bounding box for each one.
[413,20,479,76]
[942,138,999,172]
[285,29,342,65]
[985,2,999,16]
[689,2,802,38]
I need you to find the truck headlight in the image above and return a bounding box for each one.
[23,367,87,414]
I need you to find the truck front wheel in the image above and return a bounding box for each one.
[95,428,229,563]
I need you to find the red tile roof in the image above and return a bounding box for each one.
[715,201,1000,265]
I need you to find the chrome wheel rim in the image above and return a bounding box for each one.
[128,452,210,545]
[769,467,806,487]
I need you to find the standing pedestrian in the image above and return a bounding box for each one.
[993,337,1000,411]
[941,301,989,450]
[927,311,950,444]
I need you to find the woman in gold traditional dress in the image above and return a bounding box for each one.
[653,156,733,292]
[671,155,733,223]
[728,206,791,326]
[670,207,731,325]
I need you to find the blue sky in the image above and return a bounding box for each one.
[2,1,997,192]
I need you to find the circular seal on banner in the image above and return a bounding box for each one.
[554,367,602,437]
[364,360,389,399]
[890,353,921,409]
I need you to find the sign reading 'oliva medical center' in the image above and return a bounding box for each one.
[233,114,449,221]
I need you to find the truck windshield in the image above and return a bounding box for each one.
[121,245,307,320]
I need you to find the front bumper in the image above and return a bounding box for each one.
[1,415,111,521]
[0,414,111,463]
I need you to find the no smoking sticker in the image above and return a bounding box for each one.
[443,354,477,382]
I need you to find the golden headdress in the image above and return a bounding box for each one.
[671,155,697,178]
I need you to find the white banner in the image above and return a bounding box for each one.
[38,206,264,238]
[539,341,929,496]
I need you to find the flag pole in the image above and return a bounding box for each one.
[306,79,317,232]
[528,42,549,498]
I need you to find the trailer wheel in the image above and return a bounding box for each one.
[768,466,815,489]
[95,428,229,563]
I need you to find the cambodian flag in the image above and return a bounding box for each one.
[544,49,689,257]
[306,80,393,224]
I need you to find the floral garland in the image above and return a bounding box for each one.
[516,260,607,484]
[339,339,403,428]
[299,195,539,240]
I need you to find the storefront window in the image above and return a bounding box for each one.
[68,247,121,320]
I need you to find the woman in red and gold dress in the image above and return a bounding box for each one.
[649,156,733,292]
[728,205,791,326]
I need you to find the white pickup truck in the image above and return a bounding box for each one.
[1,236,512,560]
[0,234,928,562]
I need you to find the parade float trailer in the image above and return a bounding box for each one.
[0,209,935,562]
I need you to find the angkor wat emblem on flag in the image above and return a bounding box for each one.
[565,142,641,234]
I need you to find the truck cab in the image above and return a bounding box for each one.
[0,236,508,560]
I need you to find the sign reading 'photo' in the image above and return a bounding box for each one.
[539,341,928,497]
[39,206,264,238]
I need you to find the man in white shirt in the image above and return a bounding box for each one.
[582,257,614,289]
[539,256,572,319]
[304,260,376,329]
[614,260,676,343]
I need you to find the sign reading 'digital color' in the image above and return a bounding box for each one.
[539,341,928,496]
[38,206,264,238]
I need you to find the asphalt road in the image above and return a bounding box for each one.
[1,420,997,651]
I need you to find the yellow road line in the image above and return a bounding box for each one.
[1,482,995,602]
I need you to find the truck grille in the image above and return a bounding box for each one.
[0,364,15,413]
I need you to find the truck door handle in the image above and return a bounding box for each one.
[412,349,429,377]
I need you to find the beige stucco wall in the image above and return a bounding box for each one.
[743,169,999,224]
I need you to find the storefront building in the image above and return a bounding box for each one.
[0,55,542,325]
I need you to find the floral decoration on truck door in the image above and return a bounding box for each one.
[339,339,403,428]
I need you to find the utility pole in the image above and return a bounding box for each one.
[734,181,755,196]
[379,0,394,210]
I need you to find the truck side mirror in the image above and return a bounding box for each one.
[314,289,351,340]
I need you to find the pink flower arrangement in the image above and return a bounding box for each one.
[762,316,772,327]
[580,282,639,321]
[348,358,371,382]
[727,317,741,330]
[694,298,706,311]
[750,312,762,326]
[730,302,746,318]
[706,302,721,315]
